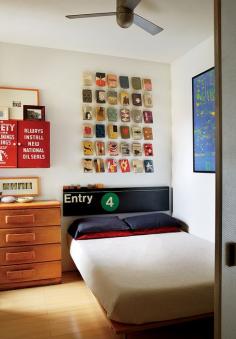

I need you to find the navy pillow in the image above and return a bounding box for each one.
[123,213,181,230]
[68,216,130,239]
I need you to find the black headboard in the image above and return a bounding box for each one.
[63,186,170,216]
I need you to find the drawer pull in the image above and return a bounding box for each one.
[5,214,35,225]
[6,251,36,262]
[6,233,36,243]
[6,269,35,281]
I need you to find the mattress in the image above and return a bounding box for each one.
[70,232,214,324]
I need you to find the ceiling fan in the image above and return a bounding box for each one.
[66,0,163,36]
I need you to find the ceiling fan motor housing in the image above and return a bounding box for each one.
[116,6,134,28]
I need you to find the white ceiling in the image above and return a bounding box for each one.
[0,0,214,63]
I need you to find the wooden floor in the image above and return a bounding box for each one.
[0,272,213,339]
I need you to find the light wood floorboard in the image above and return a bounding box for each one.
[0,272,213,339]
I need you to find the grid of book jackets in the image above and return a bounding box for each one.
[82,72,154,173]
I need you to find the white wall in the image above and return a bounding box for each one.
[171,36,215,242]
[0,42,171,270]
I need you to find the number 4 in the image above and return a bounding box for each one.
[106,197,114,208]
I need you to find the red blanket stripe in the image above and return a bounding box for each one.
[76,227,180,240]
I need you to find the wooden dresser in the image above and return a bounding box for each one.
[0,200,61,290]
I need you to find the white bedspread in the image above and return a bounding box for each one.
[70,232,214,324]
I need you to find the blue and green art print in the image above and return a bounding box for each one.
[192,67,215,173]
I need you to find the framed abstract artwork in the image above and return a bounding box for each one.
[192,67,216,173]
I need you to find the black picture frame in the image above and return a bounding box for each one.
[23,105,45,121]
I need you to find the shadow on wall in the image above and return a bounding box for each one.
[139,0,162,12]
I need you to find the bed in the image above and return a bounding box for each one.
[69,231,214,323]
[67,213,214,336]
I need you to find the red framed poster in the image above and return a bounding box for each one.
[17,120,50,168]
[0,120,17,168]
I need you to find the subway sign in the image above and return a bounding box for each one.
[63,187,169,216]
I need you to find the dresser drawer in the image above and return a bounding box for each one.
[0,226,61,247]
[0,244,61,265]
[0,207,60,228]
[0,261,61,284]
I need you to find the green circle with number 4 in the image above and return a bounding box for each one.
[101,193,120,212]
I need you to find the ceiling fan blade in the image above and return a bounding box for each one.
[66,12,116,19]
[120,0,141,11]
[133,13,163,35]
